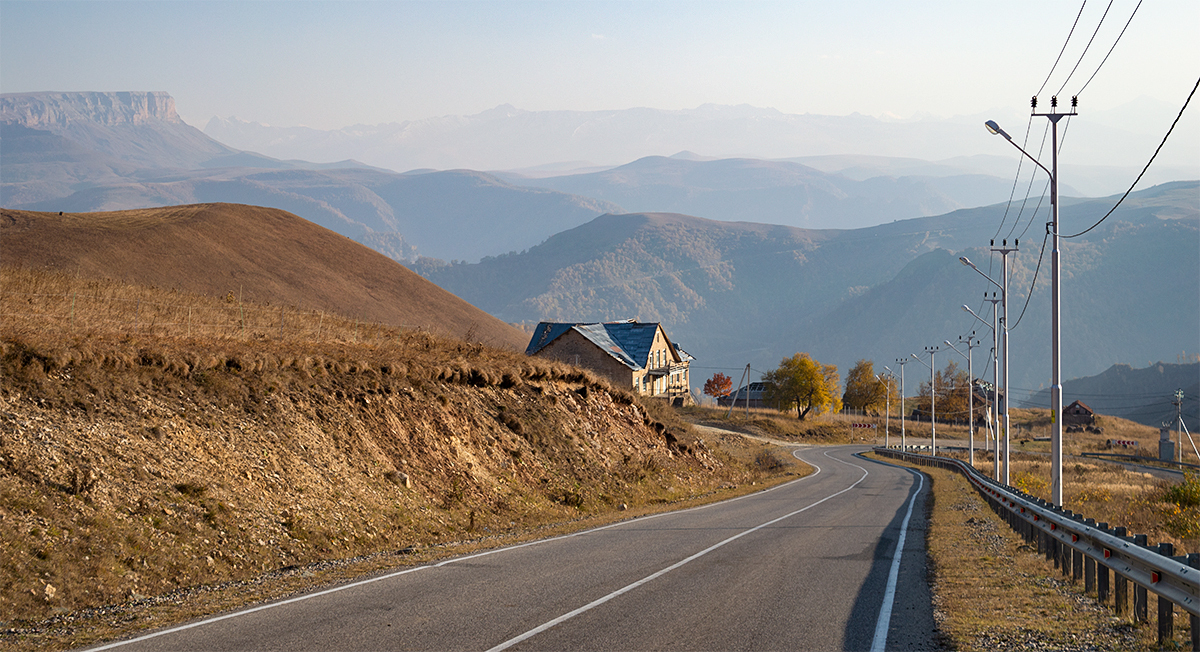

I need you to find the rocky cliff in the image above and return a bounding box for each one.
[0,91,235,169]
[0,91,182,128]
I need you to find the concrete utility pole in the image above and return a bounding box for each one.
[986,95,1075,503]
[961,253,1014,486]
[911,347,939,455]
[895,358,909,451]
[945,334,980,467]
[879,368,895,448]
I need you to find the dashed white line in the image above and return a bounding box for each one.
[486,448,867,652]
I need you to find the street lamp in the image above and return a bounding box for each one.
[894,358,909,451]
[877,369,894,448]
[945,335,980,467]
[961,254,1014,486]
[964,299,1003,482]
[986,99,1074,506]
[910,346,939,455]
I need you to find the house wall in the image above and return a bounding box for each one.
[1064,404,1096,426]
[640,326,690,398]
[533,329,636,390]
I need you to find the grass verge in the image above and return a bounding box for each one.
[869,452,1192,651]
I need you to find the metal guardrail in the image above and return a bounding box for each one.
[874,447,1200,645]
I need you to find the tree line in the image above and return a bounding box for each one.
[704,353,988,423]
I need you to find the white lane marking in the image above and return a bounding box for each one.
[485,450,867,652]
[85,447,824,651]
[866,458,925,652]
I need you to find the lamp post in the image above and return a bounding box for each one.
[961,254,1014,486]
[877,368,894,448]
[894,358,908,451]
[911,346,939,455]
[986,98,1074,505]
[965,297,1002,482]
[944,335,980,467]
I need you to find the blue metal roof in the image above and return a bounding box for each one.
[525,321,675,371]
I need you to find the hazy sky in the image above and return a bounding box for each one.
[2,0,1197,132]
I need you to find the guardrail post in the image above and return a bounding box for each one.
[1083,518,1096,593]
[1133,534,1148,623]
[1097,523,1110,604]
[1189,553,1199,652]
[1157,543,1174,645]
[1114,526,1129,617]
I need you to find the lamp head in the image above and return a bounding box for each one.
[984,120,1012,140]
[944,340,953,347]
[959,256,974,268]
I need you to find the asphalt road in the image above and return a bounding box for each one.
[88,445,935,652]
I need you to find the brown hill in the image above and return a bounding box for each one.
[0,203,527,349]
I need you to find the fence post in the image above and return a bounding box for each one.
[1133,534,1148,622]
[1114,526,1129,617]
[1157,542,1174,645]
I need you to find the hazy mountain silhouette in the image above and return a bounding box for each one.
[507,155,1026,229]
[1023,362,1199,431]
[1,92,620,262]
[414,182,1198,397]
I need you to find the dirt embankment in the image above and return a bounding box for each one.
[0,328,754,626]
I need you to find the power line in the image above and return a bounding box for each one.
[1007,230,1049,332]
[1076,0,1143,96]
[1056,0,1114,96]
[1064,75,1200,239]
[1038,1,1089,96]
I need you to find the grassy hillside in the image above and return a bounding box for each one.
[0,268,782,648]
[416,182,1199,393]
[0,204,528,351]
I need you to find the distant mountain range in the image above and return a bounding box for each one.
[203,102,1199,195]
[3,90,1197,400]
[1025,362,1199,431]
[414,182,1199,396]
[504,154,1026,230]
[1,92,618,262]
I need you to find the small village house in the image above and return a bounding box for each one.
[1064,400,1096,426]
[525,320,694,403]
[717,382,769,409]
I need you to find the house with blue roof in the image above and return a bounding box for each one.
[525,320,694,403]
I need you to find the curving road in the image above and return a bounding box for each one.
[88,446,935,652]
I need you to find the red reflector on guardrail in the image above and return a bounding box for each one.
[1104,549,1111,559]
[1033,515,1039,521]
[1152,571,1161,583]
[1071,534,1078,542]
[1050,523,1056,531]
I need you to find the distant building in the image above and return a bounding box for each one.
[525,320,694,403]
[1064,400,1096,426]
[717,382,769,409]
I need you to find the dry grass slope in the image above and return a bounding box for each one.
[0,268,785,650]
[0,204,528,350]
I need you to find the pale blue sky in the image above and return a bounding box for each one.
[1,0,1196,132]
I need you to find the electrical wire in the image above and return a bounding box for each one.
[1056,0,1114,96]
[1038,1,1089,96]
[1064,75,1200,239]
[1006,230,1050,332]
[1075,0,1143,96]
